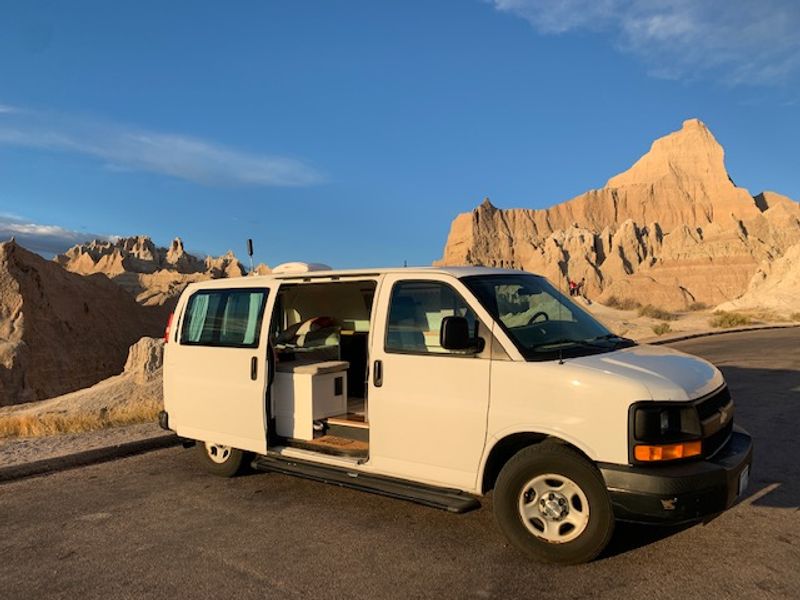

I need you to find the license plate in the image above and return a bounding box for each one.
[738,465,750,496]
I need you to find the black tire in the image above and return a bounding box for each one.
[195,441,248,477]
[493,442,614,564]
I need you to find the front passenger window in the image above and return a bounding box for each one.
[386,281,479,354]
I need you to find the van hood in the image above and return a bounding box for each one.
[568,343,723,402]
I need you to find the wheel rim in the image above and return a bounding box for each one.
[204,442,232,464]
[517,473,590,544]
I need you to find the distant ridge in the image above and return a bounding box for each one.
[54,235,268,306]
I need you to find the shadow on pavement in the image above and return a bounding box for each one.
[719,366,800,510]
[602,521,694,559]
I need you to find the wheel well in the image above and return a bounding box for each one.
[481,433,592,494]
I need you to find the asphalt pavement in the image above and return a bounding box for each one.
[1,328,798,599]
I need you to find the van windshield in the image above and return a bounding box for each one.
[461,274,635,361]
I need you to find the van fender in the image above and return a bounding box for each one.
[476,425,600,494]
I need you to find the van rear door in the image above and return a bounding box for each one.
[166,286,274,454]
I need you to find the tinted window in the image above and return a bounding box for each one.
[385,281,478,354]
[181,289,268,348]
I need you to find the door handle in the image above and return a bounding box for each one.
[250,356,258,381]
[373,359,383,387]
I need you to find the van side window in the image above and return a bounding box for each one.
[180,289,268,348]
[386,281,478,354]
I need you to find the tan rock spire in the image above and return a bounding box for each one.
[606,118,728,188]
[436,119,800,309]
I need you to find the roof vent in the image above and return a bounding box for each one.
[272,262,333,275]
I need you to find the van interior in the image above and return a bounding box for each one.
[269,280,376,459]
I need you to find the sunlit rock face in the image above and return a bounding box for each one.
[54,236,252,307]
[0,240,164,406]
[436,119,800,310]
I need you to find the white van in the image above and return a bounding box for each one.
[161,265,752,564]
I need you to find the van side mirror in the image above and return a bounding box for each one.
[440,316,483,353]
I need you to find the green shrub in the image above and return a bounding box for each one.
[606,296,641,311]
[638,305,677,321]
[688,302,708,311]
[791,313,800,322]
[651,322,672,336]
[709,311,753,328]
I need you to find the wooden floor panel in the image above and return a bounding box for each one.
[326,414,368,428]
[288,435,368,457]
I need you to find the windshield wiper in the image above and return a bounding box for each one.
[532,334,636,352]
[531,338,609,350]
[589,333,636,348]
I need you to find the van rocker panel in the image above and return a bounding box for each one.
[251,454,481,513]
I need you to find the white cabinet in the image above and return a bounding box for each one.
[273,361,349,440]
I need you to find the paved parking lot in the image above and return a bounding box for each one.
[1,329,798,599]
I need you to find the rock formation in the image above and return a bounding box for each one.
[55,236,247,306]
[436,119,800,310]
[250,263,272,276]
[55,235,205,275]
[0,241,165,406]
[204,250,247,278]
[0,337,164,430]
[716,242,800,313]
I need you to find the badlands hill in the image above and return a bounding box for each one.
[1,234,269,408]
[0,337,164,435]
[0,241,165,406]
[717,243,800,313]
[55,235,253,307]
[436,119,800,310]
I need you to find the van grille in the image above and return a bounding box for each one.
[694,385,734,457]
[696,385,731,420]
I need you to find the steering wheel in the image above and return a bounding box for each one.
[527,311,549,325]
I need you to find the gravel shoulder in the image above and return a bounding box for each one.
[0,422,165,468]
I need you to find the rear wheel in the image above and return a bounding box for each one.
[493,442,614,564]
[195,441,247,477]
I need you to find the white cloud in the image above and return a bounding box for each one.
[492,0,620,34]
[0,107,323,187]
[490,0,800,85]
[0,214,112,257]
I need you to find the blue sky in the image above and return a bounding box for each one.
[1,0,799,267]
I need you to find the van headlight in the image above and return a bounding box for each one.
[629,403,702,463]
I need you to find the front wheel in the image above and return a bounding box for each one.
[195,441,247,477]
[493,442,614,564]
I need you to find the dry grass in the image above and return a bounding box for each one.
[638,305,677,321]
[651,322,673,336]
[687,302,708,311]
[0,398,161,439]
[605,296,642,311]
[744,309,790,323]
[709,311,753,328]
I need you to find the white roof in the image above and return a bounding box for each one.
[185,266,538,291]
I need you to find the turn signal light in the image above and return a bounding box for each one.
[634,440,702,462]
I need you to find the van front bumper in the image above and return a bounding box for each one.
[599,427,753,524]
